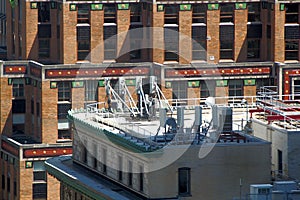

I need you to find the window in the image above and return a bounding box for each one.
[285,26,299,60]
[2,174,4,189]
[58,82,71,101]
[220,4,234,23]
[77,26,90,61]
[12,79,24,97]
[58,130,71,140]
[7,176,10,192]
[38,39,50,58]
[118,155,123,181]
[38,24,51,38]
[130,25,143,60]
[38,2,50,23]
[285,4,298,24]
[93,144,97,169]
[32,183,47,199]
[192,4,206,24]
[172,81,187,105]
[229,80,243,97]
[247,39,260,59]
[130,4,141,23]
[102,148,107,174]
[178,168,191,196]
[33,162,46,182]
[248,3,261,22]
[192,26,206,60]
[278,150,283,174]
[128,160,133,187]
[139,165,144,192]
[164,27,179,61]
[220,25,234,59]
[104,4,116,23]
[104,26,117,60]
[31,100,34,114]
[36,102,40,117]
[82,145,87,163]
[200,80,215,98]
[164,5,178,24]
[12,99,26,113]
[77,4,90,24]
[57,103,71,119]
[85,80,98,101]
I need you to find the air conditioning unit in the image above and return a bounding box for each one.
[250,184,272,200]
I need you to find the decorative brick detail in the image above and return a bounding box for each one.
[234,9,247,61]
[62,3,77,64]
[0,78,12,136]
[207,9,220,63]
[117,9,130,62]
[152,4,164,63]
[274,4,285,62]
[179,10,192,64]
[41,80,58,143]
[91,10,104,63]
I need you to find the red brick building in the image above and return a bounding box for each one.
[2,0,300,199]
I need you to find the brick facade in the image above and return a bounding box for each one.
[152,4,164,63]
[206,9,220,63]
[0,77,12,136]
[234,8,248,62]
[179,10,192,64]
[90,10,104,63]
[117,9,130,62]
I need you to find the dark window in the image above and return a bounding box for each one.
[32,183,47,199]
[285,26,300,39]
[192,26,206,60]
[85,80,98,101]
[164,27,179,61]
[58,130,71,140]
[220,25,234,59]
[104,26,117,60]
[118,155,123,181]
[38,39,50,58]
[77,4,90,24]
[247,39,260,59]
[267,25,271,39]
[38,2,50,23]
[104,4,116,23]
[102,148,107,174]
[178,168,191,196]
[172,81,187,105]
[33,171,46,181]
[57,103,71,119]
[82,145,87,163]
[130,25,143,60]
[278,150,283,174]
[248,3,261,22]
[77,26,90,61]
[200,80,215,98]
[229,80,243,97]
[294,80,300,99]
[139,165,144,192]
[164,5,178,24]
[220,4,234,23]
[14,180,16,196]
[58,82,71,101]
[12,79,24,97]
[31,100,34,114]
[36,102,40,117]
[130,4,141,23]
[285,4,298,23]
[12,99,26,113]
[285,40,298,60]
[192,4,206,24]
[7,176,10,192]
[38,24,51,38]
[128,161,133,187]
[2,175,5,189]
[247,24,262,38]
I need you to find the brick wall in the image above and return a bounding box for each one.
[152,4,164,63]
[117,9,130,62]
[244,85,256,102]
[187,87,200,105]
[19,161,33,200]
[274,3,285,62]
[0,77,12,136]
[62,3,77,64]
[41,81,58,144]
[207,8,220,63]
[25,1,38,61]
[6,2,12,59]
[179,10,192,64]
[215,86,228,104]
[72,87,85,109]
[234,8,247,62]
[47,173,60,200]
[90,10,104,63]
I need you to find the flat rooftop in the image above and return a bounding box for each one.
[69,104,266,152]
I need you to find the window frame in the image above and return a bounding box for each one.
[178,167,191,196]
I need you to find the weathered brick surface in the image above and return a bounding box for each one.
[0,77,12,136]
[215,86,228,104]
[234,9,247,62]
[152,4,164,63]
[6,2,13,59]
[188,87,200,105]
[19,161,33,200]
[273,4,285,62]
[207,9,220,63]
[72,87,85,109]
[41,80,58,144]
[62,3,77,64]
[47,173,60,200]
[179,10,192,64]
[91,10,104,63]
[98,87,106,103]
[25,1,38,61]
[117,9,130,62]
[244,85,256,102]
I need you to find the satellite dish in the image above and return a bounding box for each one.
[205,96,215,107]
